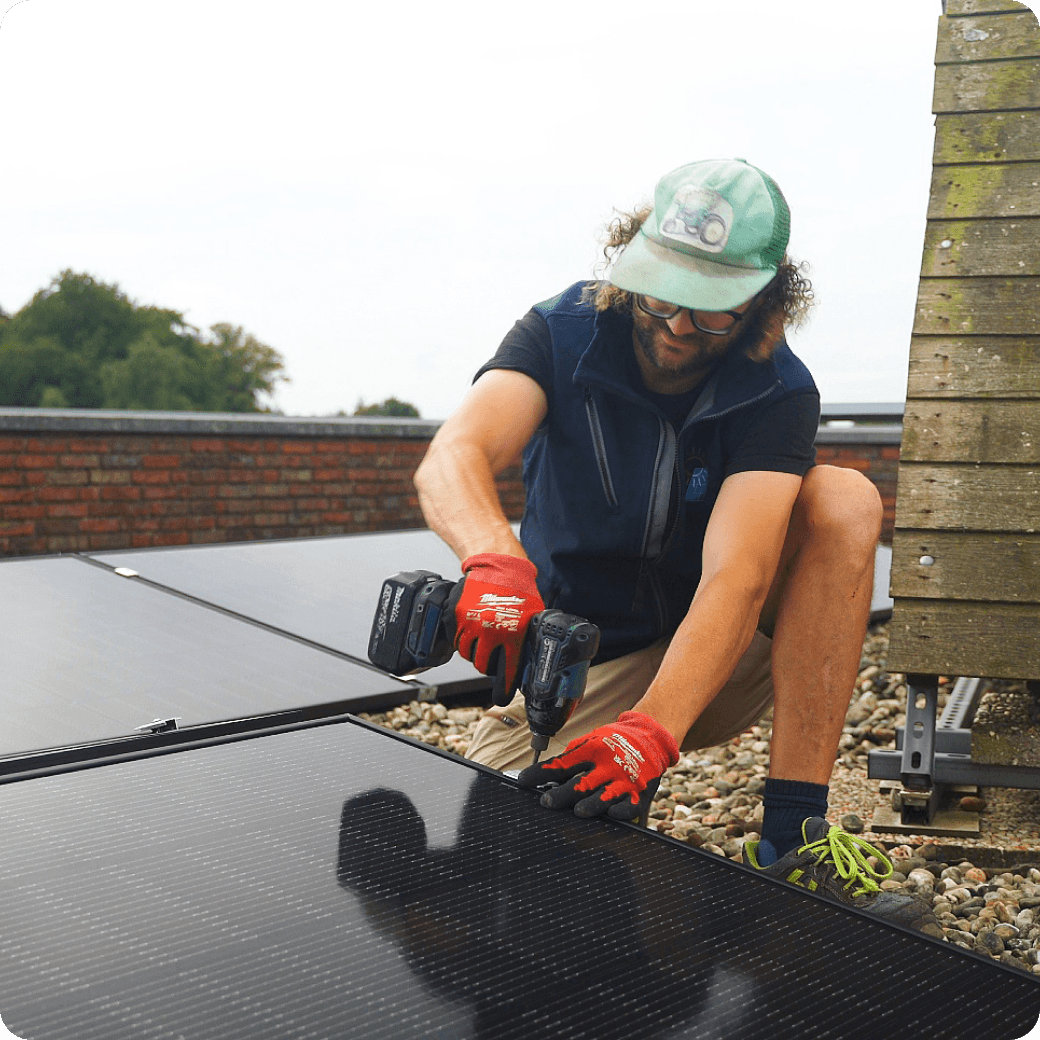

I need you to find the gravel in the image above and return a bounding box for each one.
[357,622,1040,976]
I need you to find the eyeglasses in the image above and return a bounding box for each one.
[634,294,747,336]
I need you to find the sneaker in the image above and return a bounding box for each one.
[743,818,943,939]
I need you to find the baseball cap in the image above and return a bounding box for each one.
[609,158,790,312]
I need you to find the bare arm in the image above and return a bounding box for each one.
[414,369,548,562]
[632,469,803,742]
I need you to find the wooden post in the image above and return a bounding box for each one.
[887,0,1040,680]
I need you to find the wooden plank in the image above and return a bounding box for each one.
[934,57,1040,113]
[907,337,1040,397]
[887,599,1040,679]
[901,401,1040,463]
[891,529,1040,601]
[928,162,1040,219]
[936,11,1040,63]
[946,0,1035,15]
[921,218,1040,276]
[914,277,1040,335]
[894,462,1040,531]
[933,111,1040,165]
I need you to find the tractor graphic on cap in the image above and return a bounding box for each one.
[659,186,733,254]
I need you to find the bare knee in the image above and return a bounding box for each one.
[794,465,883,551]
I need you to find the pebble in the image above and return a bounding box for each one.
[362,623,1040,976]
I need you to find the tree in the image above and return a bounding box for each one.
[0,270,289,411]
[353,396,421,418]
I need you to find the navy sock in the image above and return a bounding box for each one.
[757,778,829,865]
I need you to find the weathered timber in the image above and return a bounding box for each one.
[891,529,1040,601]
[934,57,1040,114]
[928,162,1040,218]
[914,277,1040,336]
[894,462,1040,531]
[933,110,1040,164]
[887,599,1040,678]
[946,0,1035,16]
[901,401,1040,463]
[921,217,1040,276]
[936,10,1040,64]
[907,337,1040,398]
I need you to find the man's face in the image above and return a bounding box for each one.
[630,295,757,390]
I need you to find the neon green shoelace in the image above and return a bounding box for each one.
[800,827,894,898]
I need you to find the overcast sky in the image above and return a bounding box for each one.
[2,1,954,419]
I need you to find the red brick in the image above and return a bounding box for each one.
[89,469,132,485]
[4,504,45,520]
[0,521,35,536]
[28,438,68,453]
[0,472,25,486]
[79,518,123,533]
[142,454,181,469]
[38,487,79,503]
[131,470,173,485]
[0,488,34,504]
[59,454,100,467]
[101,486,142,502]
[0,438,26,451]
[47,502,91,519]
[18,454,58,469]
[830,458,870,472]
[68,439,109,453]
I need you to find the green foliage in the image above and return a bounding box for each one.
[0,270,289,412]
[353,396,421,418]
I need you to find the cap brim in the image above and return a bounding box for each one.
[609,232,776,312]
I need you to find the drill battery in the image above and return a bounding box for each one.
[368,570,600,749]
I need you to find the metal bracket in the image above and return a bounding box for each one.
[134,718,183,734]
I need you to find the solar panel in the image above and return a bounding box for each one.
[91,531,487,693]
[1,718,1036,1040]
[0,556,414,763]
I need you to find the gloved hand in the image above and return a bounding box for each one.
[516,711,679,822]
[448,553,545,703]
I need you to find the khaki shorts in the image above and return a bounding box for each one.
[465,630,774,773]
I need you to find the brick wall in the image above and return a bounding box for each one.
[0,409,898,556]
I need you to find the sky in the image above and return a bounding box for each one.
[0,0,963,420]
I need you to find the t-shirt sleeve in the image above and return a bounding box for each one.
[723,388,820,478]
[473,308,554,407]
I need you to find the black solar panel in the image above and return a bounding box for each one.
[91,531,486,692]
[0,556,414,761]
[1,718,1036,1040]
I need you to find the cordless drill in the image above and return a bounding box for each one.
[368,570,600,763]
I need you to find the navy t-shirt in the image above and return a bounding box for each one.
[476,306,819,480]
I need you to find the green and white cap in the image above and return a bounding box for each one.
[609,158,790,312]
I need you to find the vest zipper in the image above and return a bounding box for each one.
[583,388,618,509]
[632,417,672,632]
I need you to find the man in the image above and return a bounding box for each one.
[415,158,938,934]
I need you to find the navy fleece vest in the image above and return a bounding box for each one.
[518,282,817,663]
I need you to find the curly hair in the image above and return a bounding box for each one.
[582,206,814,362]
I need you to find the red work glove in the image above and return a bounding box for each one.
[516,711,679,822]
[448,553,545,703]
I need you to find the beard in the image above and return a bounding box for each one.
[631,306,766,381]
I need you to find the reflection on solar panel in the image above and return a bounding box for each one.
[1,719,1037,1040]
[0,555,414,763]
[91,531,487,692]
